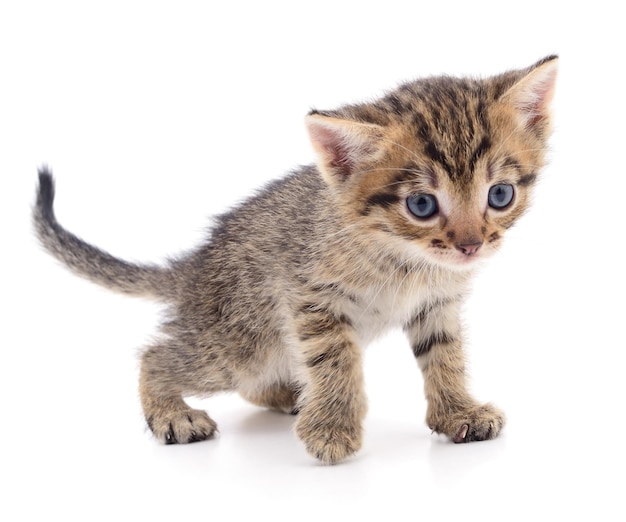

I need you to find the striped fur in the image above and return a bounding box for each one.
[33,56,557,464]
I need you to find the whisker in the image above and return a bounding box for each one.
[350,167,419,178]
[491,127,519,158]
[490,161,546,179]
[377,137,423,163]
[376,178,424,190]
[323,222,363,240]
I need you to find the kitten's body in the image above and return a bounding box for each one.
[34,57,558,464]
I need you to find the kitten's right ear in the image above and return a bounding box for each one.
[305,112,385,186]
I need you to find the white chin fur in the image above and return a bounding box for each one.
[425,251,487,272]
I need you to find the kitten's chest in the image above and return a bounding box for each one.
[340,271,467,345]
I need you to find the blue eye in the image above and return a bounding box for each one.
[407,194,438,219]
[488,184,514,209]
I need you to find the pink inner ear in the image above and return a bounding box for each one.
[524,81,555,127]
[308,121,357,180]
[306,114,383,182]
[514,64,558,129]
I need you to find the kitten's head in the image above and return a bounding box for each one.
[306,56,558,270]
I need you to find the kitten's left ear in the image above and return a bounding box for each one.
[305,112,385,185]
[501,55,559,132]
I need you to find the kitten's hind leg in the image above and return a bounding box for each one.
[240,383,301,415]
[139,343,225,444]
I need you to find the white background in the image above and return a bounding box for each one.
[2,1,625,520]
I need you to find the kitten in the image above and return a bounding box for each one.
[33,56,558,464]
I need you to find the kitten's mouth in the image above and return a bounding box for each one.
[451,253,482,268]
[426,248,486,271]
[456,253,483,266]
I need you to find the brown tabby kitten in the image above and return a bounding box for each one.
[33,56,558,464]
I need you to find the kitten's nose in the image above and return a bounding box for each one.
[454,241,483,256]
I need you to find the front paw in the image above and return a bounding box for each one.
[295,416,362,464]
[428,403,505,443]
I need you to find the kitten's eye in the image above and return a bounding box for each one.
[407,194,438,219]
[488,184,514,209]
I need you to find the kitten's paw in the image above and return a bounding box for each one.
[147,409,218,444]
[296,419,362,464]
[429,403,505,443]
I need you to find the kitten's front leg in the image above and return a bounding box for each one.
[293,305,366,464]
[405,299,505,442]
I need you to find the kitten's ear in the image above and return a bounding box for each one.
[501,55,558,132]
[305,112,385,184]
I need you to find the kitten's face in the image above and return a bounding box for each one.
[307,57,557,271]
[354,115,542,271]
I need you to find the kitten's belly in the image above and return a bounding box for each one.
[235,336,295,395]
[236,271,467,391]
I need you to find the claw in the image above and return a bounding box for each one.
[454,424,469,443]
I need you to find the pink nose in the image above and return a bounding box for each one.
[455,241,483,256]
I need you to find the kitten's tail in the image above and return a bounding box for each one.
[33,167,176,301]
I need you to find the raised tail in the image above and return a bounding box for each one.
[33,167,175,301]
